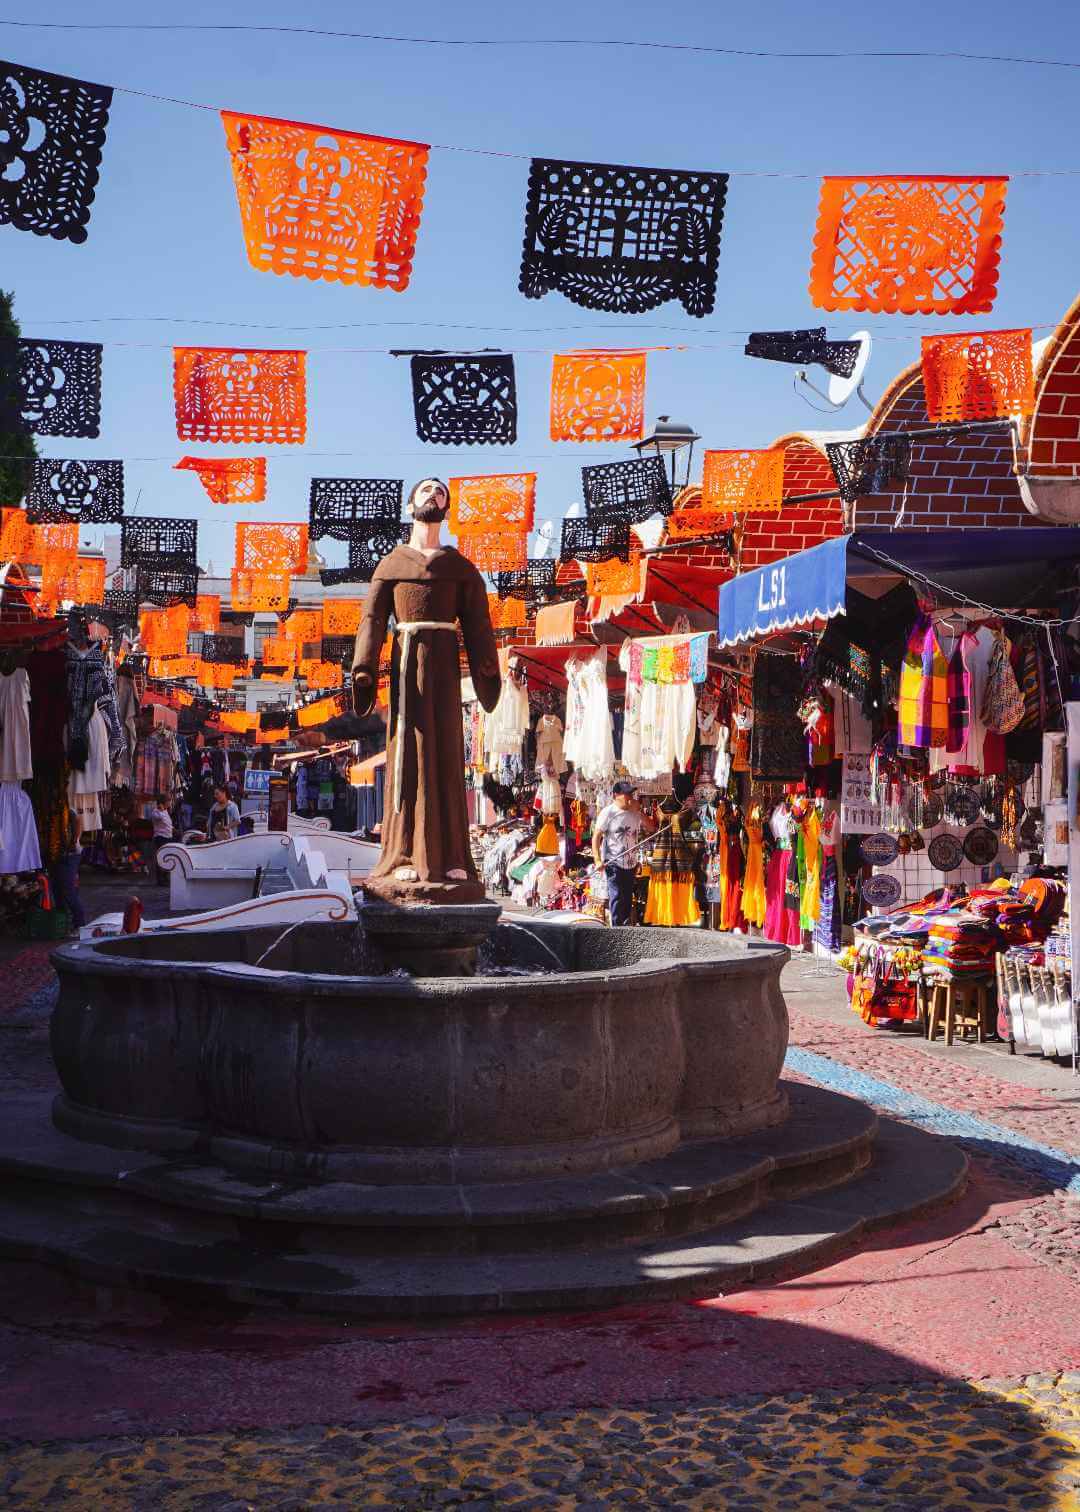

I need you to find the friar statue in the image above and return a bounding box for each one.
[351,477,502,905]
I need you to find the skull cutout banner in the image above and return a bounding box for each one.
[175,456,266,504]
[121,517,198,571]
[309,476,402,539]
[2,338,103,438]
[581,456,673,523]
[409,354,517,445]
[319,521,409,584]
[221,111,428,292]
[550,350,647,443]
[26,458,123,523]
[744,328,860,380]
[235,521,309,576]
[702,449,785,515]
[173,347,307,444]
[136,566,200,608]
[0,60,113,244]
[560,516,632,564]
[448,473,536,535]
[809,175,1009,315]
[495,559,558,601]
[825,436,912,504]
[920,328,1034,423]
[519,158,728,318]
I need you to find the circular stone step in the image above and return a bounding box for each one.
[0,1086,966,1317]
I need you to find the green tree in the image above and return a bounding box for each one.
[0,289,38,508]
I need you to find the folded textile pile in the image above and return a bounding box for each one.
[922,913,998,976]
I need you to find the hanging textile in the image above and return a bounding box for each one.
[173,347,307,444]
[744,328,860,379]
[26,458,123,523]
[191,595,221,634]
[825,436,912,505]
[560,516,631,564]
[920,329,1034,423]
[751,655,805,779]
[808,175,1009,315]
[495,559,557,601]
[581,456,673,523]
[409,354,518,445]
[455,530,528,574]
[4,338,102,438]
[120,516,198,571]
[221,111,429,291]
[309,477,402,538]
[229,568,290,613]
[550,350,647,443]
[298,693,348,728]
[702,449,784,514]
[0,60,113,244]
[487,593,526,630]
[175,456,266,504]
[235,521,308,576]
[563,649,615,781]
[742,803,767,927]
[519,158,727,318]
[449,473,535,535]
[38,552,103,614]
[945,638,969,753]
[139,598,191,659]
[898,613,948,747]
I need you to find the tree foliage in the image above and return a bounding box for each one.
[0,290,38,509]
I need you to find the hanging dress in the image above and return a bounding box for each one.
[644,804,702,927]
[741,803,767,928]
[718,812,746,933]
[0,668,32,782]
[764,804,802,946]
[814,808,843,953]
[799,806,822,932]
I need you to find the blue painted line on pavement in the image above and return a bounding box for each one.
[785,1045,1080,1197]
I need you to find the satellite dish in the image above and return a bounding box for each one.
[797,331,873,413]
[533,521,556,559]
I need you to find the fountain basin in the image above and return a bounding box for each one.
[50,919,790,1185]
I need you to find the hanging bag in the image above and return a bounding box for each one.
[980,630,1024,734]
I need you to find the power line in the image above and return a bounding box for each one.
[3,19,1080,74]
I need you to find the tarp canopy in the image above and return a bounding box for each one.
[718,529,1080,649]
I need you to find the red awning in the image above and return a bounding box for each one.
[639,558,730,618]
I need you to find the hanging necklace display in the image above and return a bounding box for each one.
[927,832,964,872]
[962,826,1000,867]
[903,787,943,832]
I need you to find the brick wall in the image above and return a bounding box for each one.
[740,439,845,569]
[1021,294,1080,477]
[854,369,1036,531]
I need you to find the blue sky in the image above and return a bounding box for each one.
[4,0,1080,571]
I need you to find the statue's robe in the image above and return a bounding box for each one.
[352,544,501,905]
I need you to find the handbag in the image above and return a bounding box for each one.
[850,958,919,1027]
[980,630,1025,734]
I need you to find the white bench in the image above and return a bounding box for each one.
[158,831,379,912]
[84,836,362,939]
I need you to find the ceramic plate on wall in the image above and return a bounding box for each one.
[962,825,999,867]
[859,832,899,867]
[862,873,902,908]
[927,833,964,871]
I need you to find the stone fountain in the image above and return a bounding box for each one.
[0,492,966,1316]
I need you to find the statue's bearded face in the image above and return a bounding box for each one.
[411,478,450,522]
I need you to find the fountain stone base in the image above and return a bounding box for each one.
[358,900,501,977]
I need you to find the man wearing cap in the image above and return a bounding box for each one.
[592,781,644,927]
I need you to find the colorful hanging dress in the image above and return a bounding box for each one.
[741,803,767,928]
[644,802,702,928]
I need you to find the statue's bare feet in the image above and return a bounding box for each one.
[394,866,419,881]
[447,868,467,881]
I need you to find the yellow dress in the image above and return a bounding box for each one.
[742,805,766,928]
[800,806,822,930]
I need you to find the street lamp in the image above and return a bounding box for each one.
[632,416,701,494]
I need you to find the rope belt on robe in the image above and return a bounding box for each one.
[391,620,460,813]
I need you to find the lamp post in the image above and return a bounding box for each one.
[631,416,701,495]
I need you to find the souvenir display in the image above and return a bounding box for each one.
[927,832,964,872]
[962,825,1000,866]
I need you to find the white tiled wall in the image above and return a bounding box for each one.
[865,825,1016,906]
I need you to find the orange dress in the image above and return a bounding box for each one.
[741,804,766,928]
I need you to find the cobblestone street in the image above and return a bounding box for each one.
[1,910,1078,1506]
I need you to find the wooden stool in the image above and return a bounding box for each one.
[925,975,993,1046]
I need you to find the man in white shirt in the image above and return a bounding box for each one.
[592,781,643,927]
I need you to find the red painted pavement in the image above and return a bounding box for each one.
[2,1159,1078,1444]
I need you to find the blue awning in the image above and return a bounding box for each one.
[717,535,848,648]
[717,527,1080,649]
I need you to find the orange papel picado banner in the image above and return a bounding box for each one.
[809,175,1008,315]
[230,569,290,613]
[322,598,363,636]
[550,350,647,442]
[702,449,784,514]
[449,474,536,535]
[920,328,1034,423]
[235,521,309,576]
[221,111,429,292]
[176,456,267,504]
[174,348,307,445]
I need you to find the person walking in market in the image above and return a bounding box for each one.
[592,781,643,927]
